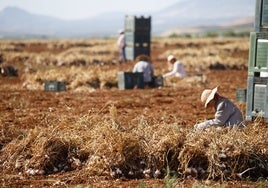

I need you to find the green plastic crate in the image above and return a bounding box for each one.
[248,32,268,75]
[236,88,247,103]
[246,76,268,121]
[255,0,268,32]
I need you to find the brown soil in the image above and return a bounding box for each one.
[0,37,266,188]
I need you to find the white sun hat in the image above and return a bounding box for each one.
[167,55,175,62]
[201,87,218,108]
[118,29,124,34]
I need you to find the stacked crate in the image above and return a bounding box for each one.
[246,0,268,121]
[254,0,268,32]
[124,15,151,61]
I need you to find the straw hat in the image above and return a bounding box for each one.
[201,87,218,108]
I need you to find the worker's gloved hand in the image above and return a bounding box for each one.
[194,122,210,130]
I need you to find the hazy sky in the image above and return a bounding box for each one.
[0,0,184,20]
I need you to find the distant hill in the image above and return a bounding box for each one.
[155,0,255,36]
[0,0,255,39]
[159,17,254,37]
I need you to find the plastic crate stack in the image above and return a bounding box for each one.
[246,0,268,121]
[118,72,144,90]
[124,15,151,61]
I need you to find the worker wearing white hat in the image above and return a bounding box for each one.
[162,55,186,78]
[194,87,244,130]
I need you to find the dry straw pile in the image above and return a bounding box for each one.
[0,105,267,182]
[1,38,249,91]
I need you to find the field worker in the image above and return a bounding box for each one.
[162,55,186,79]
[194,87,244,130]
[117,29,126,63]
[133,54,154,87]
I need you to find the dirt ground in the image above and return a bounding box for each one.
[0,37,266,187]
[0,71,255,188]
[0,69,247,129]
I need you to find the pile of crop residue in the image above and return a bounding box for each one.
[21,66,119,91]
[0,105,267,183]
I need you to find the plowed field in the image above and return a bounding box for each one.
[0,37,267,187]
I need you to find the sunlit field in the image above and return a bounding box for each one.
[0,37,267,187]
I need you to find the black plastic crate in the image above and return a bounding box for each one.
[125,46,150,61]
[125,32,150,45]
[44,81,66,92]
[118,72,144,90]
[124,15,151,61]
[124,15,151,33]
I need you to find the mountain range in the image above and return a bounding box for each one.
[0,0,255,39]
